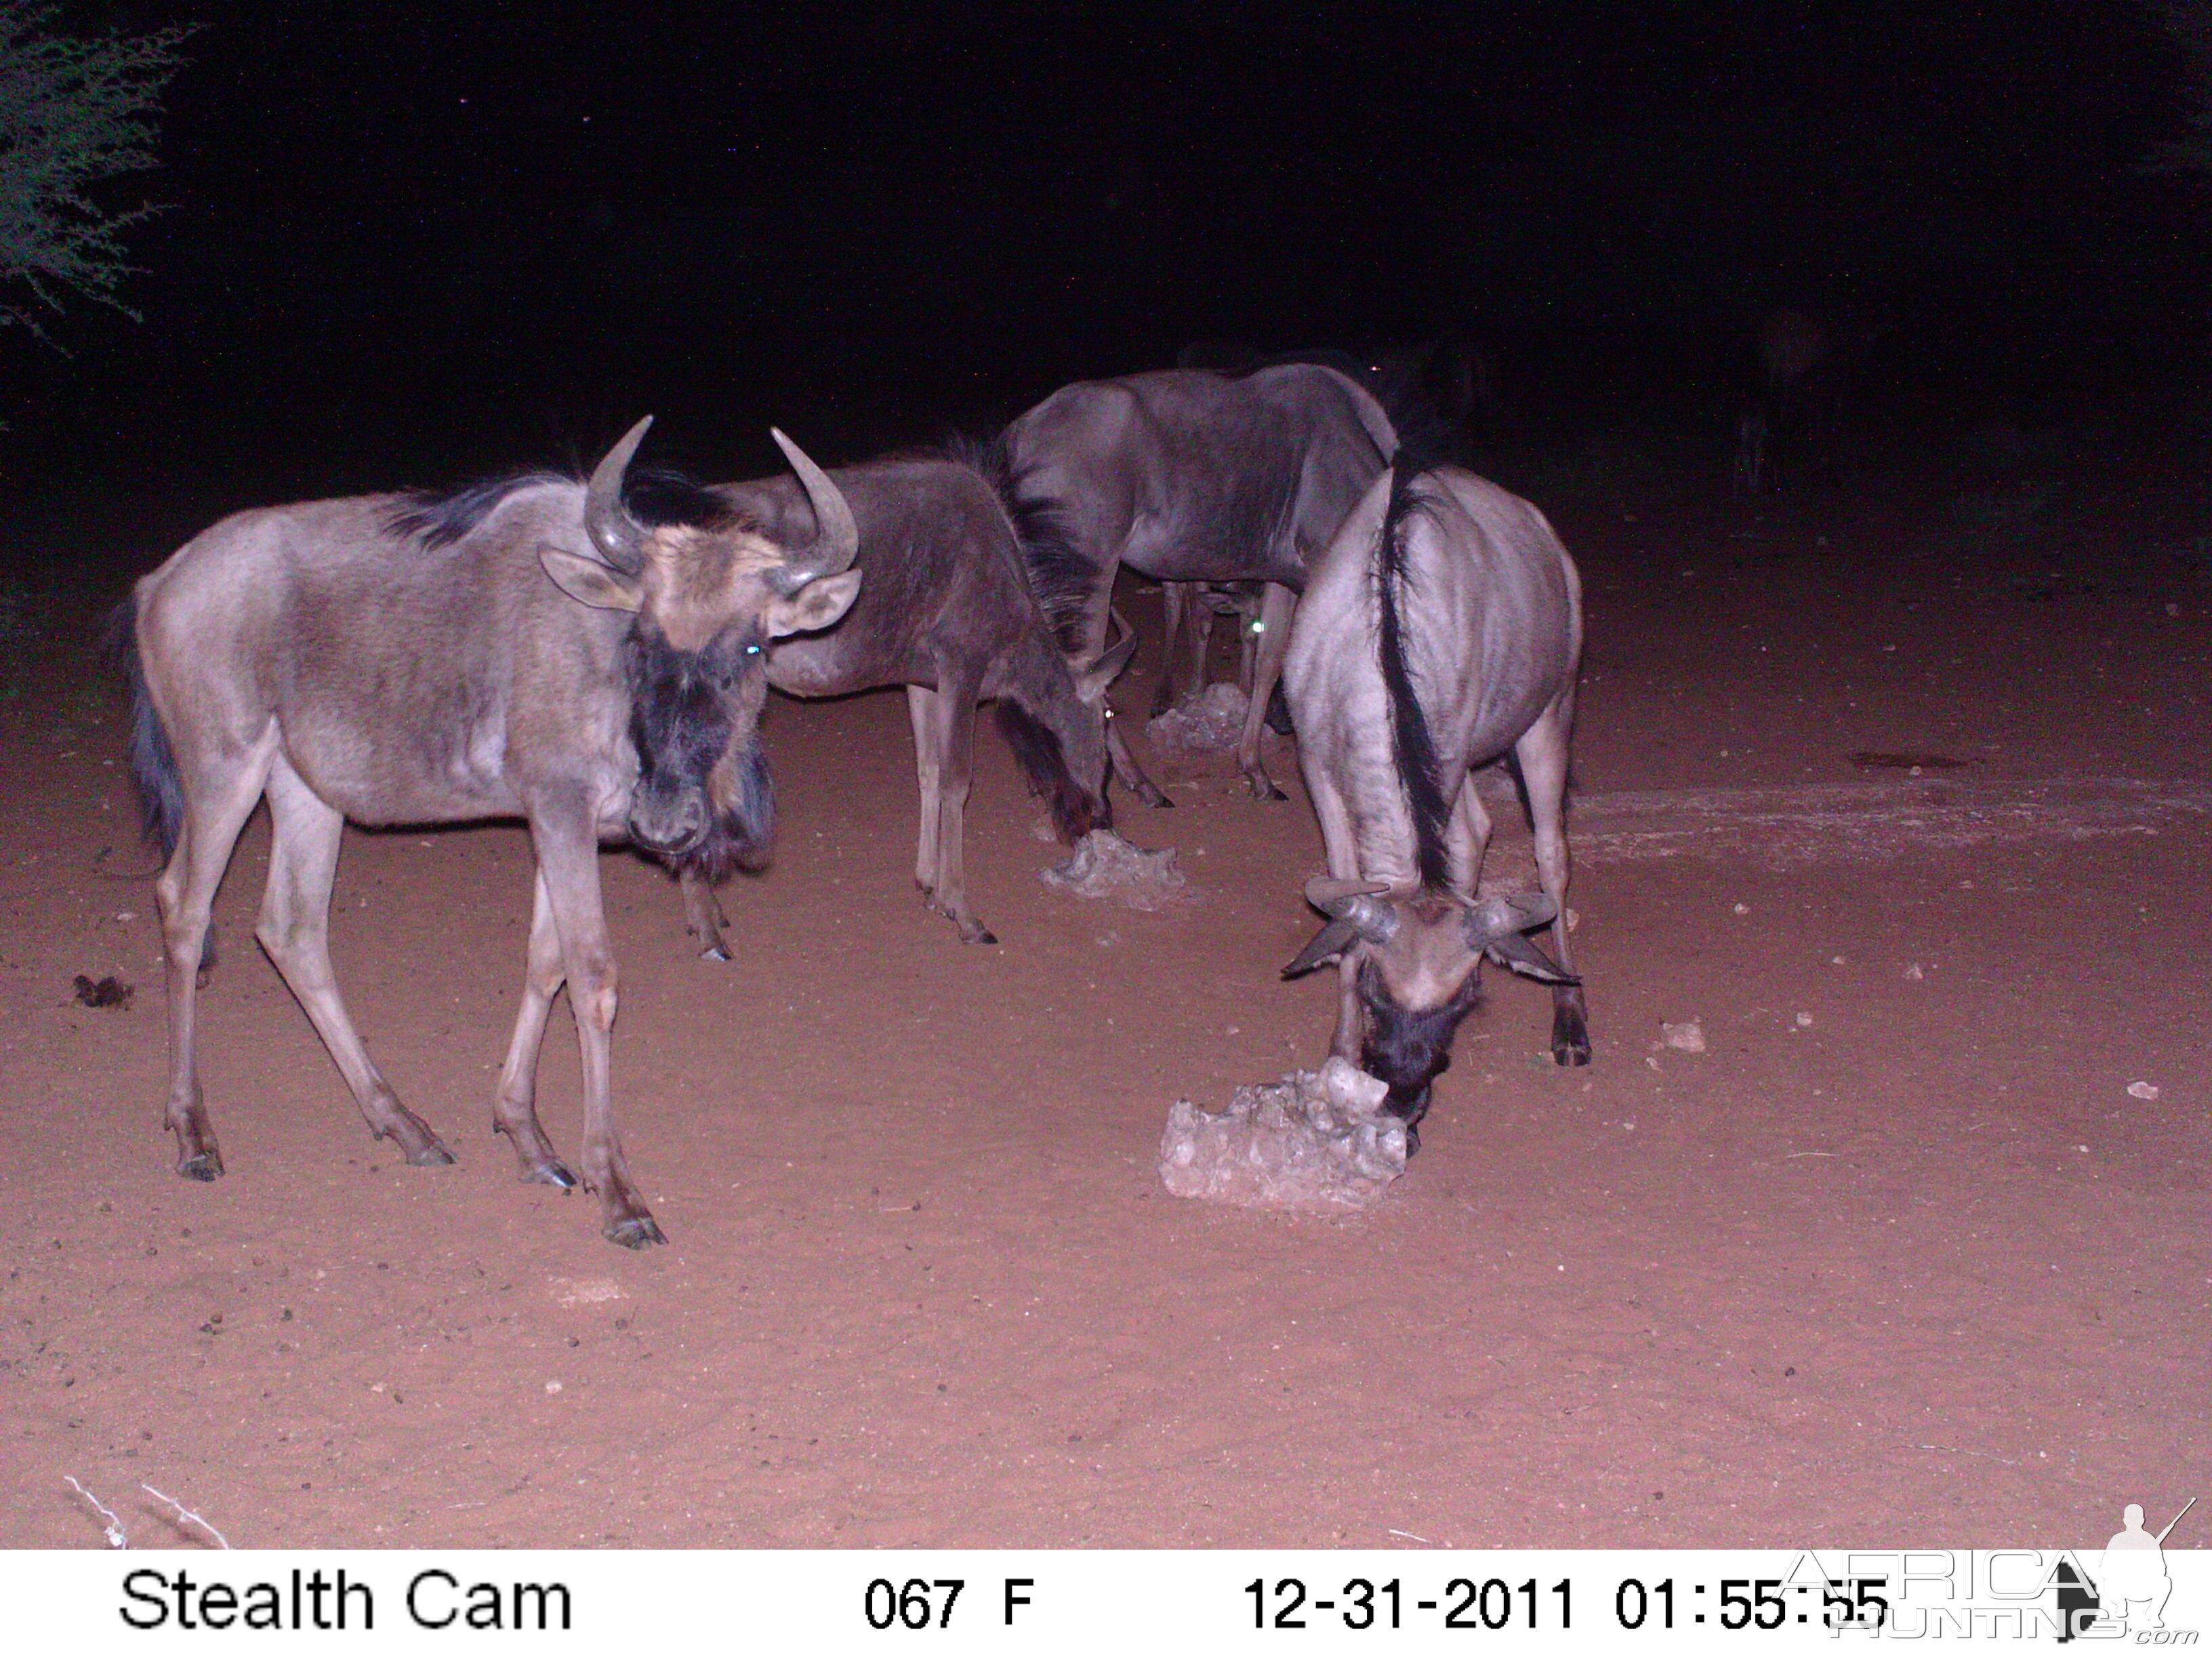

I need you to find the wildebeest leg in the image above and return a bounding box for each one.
[1105,716,1171,808]
[1445,773,1494,897]
[906,685,944,901]
[490,867,579,1191]
[1151,584,1189,718]
[529,794,665,1248]
[924,666,996,945]
[1515,698,1591,1066]
[1302,767,1366,1060]
[679,868,731,962]
[1151,583,1214,716]
[1080,577,1172,808]
[257,758,453,1165]
[152,729,276,1181]
[1234,582,1296,800]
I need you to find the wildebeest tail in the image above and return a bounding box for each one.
[1374,451,1452,890]
[994,700,1111,839]
[107,596,184,863]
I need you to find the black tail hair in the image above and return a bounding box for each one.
[106,596,184,863]
[994,700,1111,840]
[1374,451,1452,890]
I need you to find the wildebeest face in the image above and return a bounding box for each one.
[1063,611,1141,801]
[1284,881,1576,1134]
[547,530,863,865]
[538,418,863,870]
[620,615,775,865]
[1357,947,1484,1130]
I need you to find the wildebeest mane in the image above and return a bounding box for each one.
[985,431,1107,655]
[621,465,748,533]
[1374,450,1453,891]
[387,464,745,551]
[385,470,571,550]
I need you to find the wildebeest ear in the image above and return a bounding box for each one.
[1283,916,1360,978]
[540,544,643,612]
[1464,893,1577,985]
[765,567,863,638]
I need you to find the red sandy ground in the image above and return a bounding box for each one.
[3,468,2205,1550]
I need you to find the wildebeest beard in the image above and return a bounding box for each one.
[1356,957,1483,1143]
[623,626,775,879]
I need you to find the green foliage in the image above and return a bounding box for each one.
[0,3,190,340]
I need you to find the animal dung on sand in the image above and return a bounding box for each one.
[1041,830,1188,909]
[1159,1058,1408,1213]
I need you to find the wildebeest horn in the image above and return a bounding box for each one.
[766,428,859,595]
[1083,608,1141,682]
[1304,876,1399,944]
[1284,877,1399,977]
[1464,893,1578,985]
[584,415,654,575]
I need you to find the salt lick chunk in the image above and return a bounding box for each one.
[1041,829,1188,909]
[1146,682,1250,754]
[1159,1058,1407,1213]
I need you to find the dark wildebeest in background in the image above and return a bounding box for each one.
[671,447,1137,951]
[1732,303,1893,493]
[1282,452,1589,1146]
[121,419,861,1246]
[1146,340,1496,722]
[999,364,1397,803]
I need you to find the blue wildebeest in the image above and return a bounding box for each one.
[999,364,1397,804]
[670,446,1137,952]
[120,419,860,1246]
[1732,303,1893,493]
[1281,453,1590,1147]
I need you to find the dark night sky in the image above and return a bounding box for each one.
[7,0,2209,501]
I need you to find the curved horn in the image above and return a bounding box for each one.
[584,415,654,574]
[1464,893,1578,985]
[1078,608,1141,693]
[766,427,859,594]
[1303,876,1399,945]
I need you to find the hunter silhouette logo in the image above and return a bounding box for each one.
[2057,1496,2197,1641]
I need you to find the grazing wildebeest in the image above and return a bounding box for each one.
[121,418,861,1246]
[1000,363,1397,804]
[670,447,1137,953]
[1281,452,1590,1146]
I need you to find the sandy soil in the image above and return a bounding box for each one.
[3,465,2206,1550]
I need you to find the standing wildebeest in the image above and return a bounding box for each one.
[1732,303,1893,493]
[121,419,861,1247]
[1000,363,1397,804]
[1281,453,1590,1145]
[670,447,1136,953]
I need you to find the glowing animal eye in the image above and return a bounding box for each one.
[1250,619,1266,634]
[744,644,762,655]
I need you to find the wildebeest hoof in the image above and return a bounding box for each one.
[1136,784,1174,808]
[525,1160,579,1191]
[962,924,999,946]
[176,1151,224,1181]
[406,1140,457,1166]
[1248,777,1288,802]
[698,942,731,963]
[1553,1038,1593,1067]
[605,1214,668,1249]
